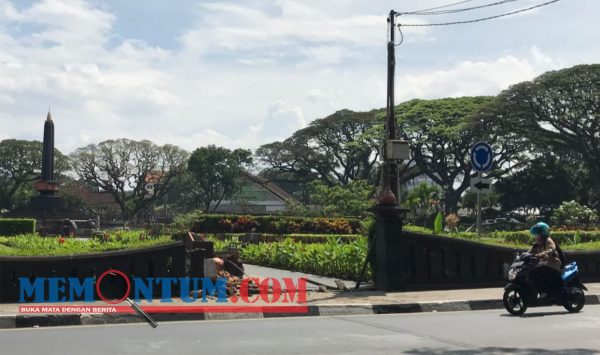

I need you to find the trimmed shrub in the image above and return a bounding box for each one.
[405,225,600,247]
[0,219,36,236]
[173,210,206,230]
[207,233,363,244]
[496,230,600,246]
[241,237,369,280]
[191,214,363,234]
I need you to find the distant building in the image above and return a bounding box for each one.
[144,171,164,194]
[209,172,298,214]
[60,180,120,219]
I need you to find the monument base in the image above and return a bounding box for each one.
[8,195,88,220]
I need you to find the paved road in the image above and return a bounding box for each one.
[2,306,600,354]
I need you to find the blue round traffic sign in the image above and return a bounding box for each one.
[471,142,494,172]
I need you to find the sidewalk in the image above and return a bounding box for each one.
[2,274,600,329]
[243,264,357,290]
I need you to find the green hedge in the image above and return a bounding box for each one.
[191,215,363,234]
[493,230,600,246]
[404,225,600,247]
[206,233,363,244]
[241,237,369,280]
[0,219,36,236]
[0,231,173,256]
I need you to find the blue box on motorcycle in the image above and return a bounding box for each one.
[561,262,578,281]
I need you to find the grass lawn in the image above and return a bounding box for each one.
[0,231,173,256]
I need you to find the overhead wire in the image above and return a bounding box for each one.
[397,0,561,27]
[399,0,521,16]
[401,0,478,14]
[388,14,404,46]
[395,25,404,47]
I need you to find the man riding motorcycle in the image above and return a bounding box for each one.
[503,222,586,315]
[527,222,564,298]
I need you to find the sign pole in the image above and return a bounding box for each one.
[471,142,493,236]
[476,172,482,236]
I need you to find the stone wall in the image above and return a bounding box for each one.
[373,206,600,291]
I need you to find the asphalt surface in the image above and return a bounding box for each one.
[2,306,600,354]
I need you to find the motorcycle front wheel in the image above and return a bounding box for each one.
[503,288,527,316]
[563,287,585,313]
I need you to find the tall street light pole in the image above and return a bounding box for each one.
[358,10,408,291]
[380,10,400,205]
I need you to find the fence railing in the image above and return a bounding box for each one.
[382,231,600,290]
[0,241,213,303]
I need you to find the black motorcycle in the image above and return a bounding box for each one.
[503,251,587,316]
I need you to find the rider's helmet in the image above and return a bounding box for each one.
[530,222,550,238]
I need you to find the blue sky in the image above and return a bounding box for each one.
[0,0,598,153]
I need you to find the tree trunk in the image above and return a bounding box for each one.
[444,190,460,214]
[590,186,600,213]
[212,190,227,213]
[588,168,600,213]
[204,198,211,213]
[0,192,10,210]
[117,200,128,223]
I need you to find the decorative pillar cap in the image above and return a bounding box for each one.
[378,186,397,205]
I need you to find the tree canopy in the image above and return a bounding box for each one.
[70,138,188,220]
[308,179,374,218]
[396,96,522,213]
[257,109,382,187]
[0,139,68,210]
[492,64,600,210]
[495,152,578,216]
[3,64,596,222]
[187,145,252,212]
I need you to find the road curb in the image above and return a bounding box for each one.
[2,295,599,329]
[0,315,16,328]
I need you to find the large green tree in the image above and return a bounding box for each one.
[257,109,422,201]
[158,171,204,213]
[495,152,579,216]
[308,179,374,218]
[70,139,188,220]
[397,97,525,213]
[257,109,383,187]
[187,145,252,212]
[0,139,68,210]
[492,64,600,210]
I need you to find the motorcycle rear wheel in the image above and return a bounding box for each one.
[563,287,585,313]
[503,288,527,316]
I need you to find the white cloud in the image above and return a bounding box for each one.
[397,47,565,100]
[255,101,306,141]
[180,0,429,61]
[0,0,21,21]
[304,46,347,65]
[20,0,114,47]
[0,0,597,155]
